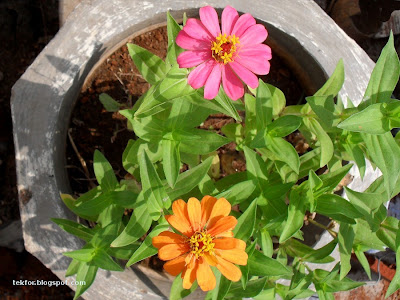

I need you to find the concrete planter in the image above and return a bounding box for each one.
[11,0,378,299]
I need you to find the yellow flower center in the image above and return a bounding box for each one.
[211,33,240,64]
[189,230,215,258]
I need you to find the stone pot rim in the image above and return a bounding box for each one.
[11,0,378,299]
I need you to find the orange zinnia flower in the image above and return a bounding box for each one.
[152,196,248,291]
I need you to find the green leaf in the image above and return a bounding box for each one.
[338,103,390,134]
[338,223,355,279]
[166,11,184,69]
[99,93,122,112]
[51,218,94,242]
[126,220,169,266]
[303,239,338,262]
[362,32,400,107]
[127,43,166,85]
[259,230,273,257]
[376,216,399,251]
[65,259,80,277]
[165,157,213,200]
[266,135,300,174]
[214,87,242,121]
[354,219,386,250]
[386,224,400,297]
[140,151,170,220]
[122,139,161,175]
[268,84,286,118]
[361,132,400,197]
[170,275,198,300]
[211,271,231,300]
[303,117,334,167]
[111,203,152,247]
[266,115,302,137]
[92,248,124,271]
[256,79,273,130]
[225,278,267,298]
[244,93,257,140]
[128,114,164,142]
[248,250,292,277]
[354,248,371,279]
[307,95,336,127]
[73,262,98,300]
[107,244,140,260]
[221,123,244,145]
[90,222,120,248]
[284,239,335,264]
[93,150,118,192]
[215,180,256,205]
[316,194,363,223]
[342,141,366,179]
[318,163,353,195]
[345,187,388,217]
[233,199,257,240]
[74,193,113,217]
[135,66,194,117]
[64,247,95,262]
[314,59,344,97]
[240,241,257,289]
[162,139,181,188]
[280,190,306,243]
[180,129,229,155]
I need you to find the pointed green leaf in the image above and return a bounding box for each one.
[162,139,180,188]
[338,223,355,279]
[170,274,198,300]
[111,203,152,247]
[52,218,94,242]
[93,150,118,192]
[256,79,273,129]
[127,43,166,85]
[280,190,306,243]
[73,262,98,300]
[92,248,124,271]
[140,151,170,220]
[99,93,122,112]
[248,250,292,277]
[314,59,344,97]
[233,199,257,240]
[166,11,184,68]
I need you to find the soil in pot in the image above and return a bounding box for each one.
[65,25,328,272]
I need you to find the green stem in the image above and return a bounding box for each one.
[308,218,338,238]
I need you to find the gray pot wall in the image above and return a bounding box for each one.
[11,0,378,299]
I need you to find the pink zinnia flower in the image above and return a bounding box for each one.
[176,6,272,101]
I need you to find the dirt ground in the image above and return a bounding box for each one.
[1,1,400,299]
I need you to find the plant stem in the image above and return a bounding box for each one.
[307,218,338,238]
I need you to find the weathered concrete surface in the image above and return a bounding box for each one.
[11,0,375,299]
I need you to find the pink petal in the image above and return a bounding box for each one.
[222,65,244,101]
[235,44,272,75]
[240,24,268,46]
[204,64,222,100]
[229,61,259,89]
[188,60,216,89]
[221,6,239,36]
[176,31,210,51]
[199,6,221,38]
[177,50,211,68]
[231,13,256,37]
[184,19,214,41]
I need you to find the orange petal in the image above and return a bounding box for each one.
[215,230,234,238]
[163,254,187,276]
[165,215,193,237]
[215,248,248,265]
[204,252,218,266]
[158,243,190,261]
[201,196,217,227]
[207,198,231,229]
[208,216,237,237]
[187,197,202,232]
[196,257,216,291]
[216,255,242,281]
[152,231,185,249]
[172,200,192,227]
[214,238,246,250]
[182,257,198,289]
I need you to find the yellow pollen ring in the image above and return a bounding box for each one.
[188,230,215,259]
[211,33,240,64]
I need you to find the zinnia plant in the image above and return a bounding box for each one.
[53,5,400,300]
[176,6,271,100]
[152,196,247,291]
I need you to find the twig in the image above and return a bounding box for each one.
[307,218,338,238]
[67,128,96,188]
